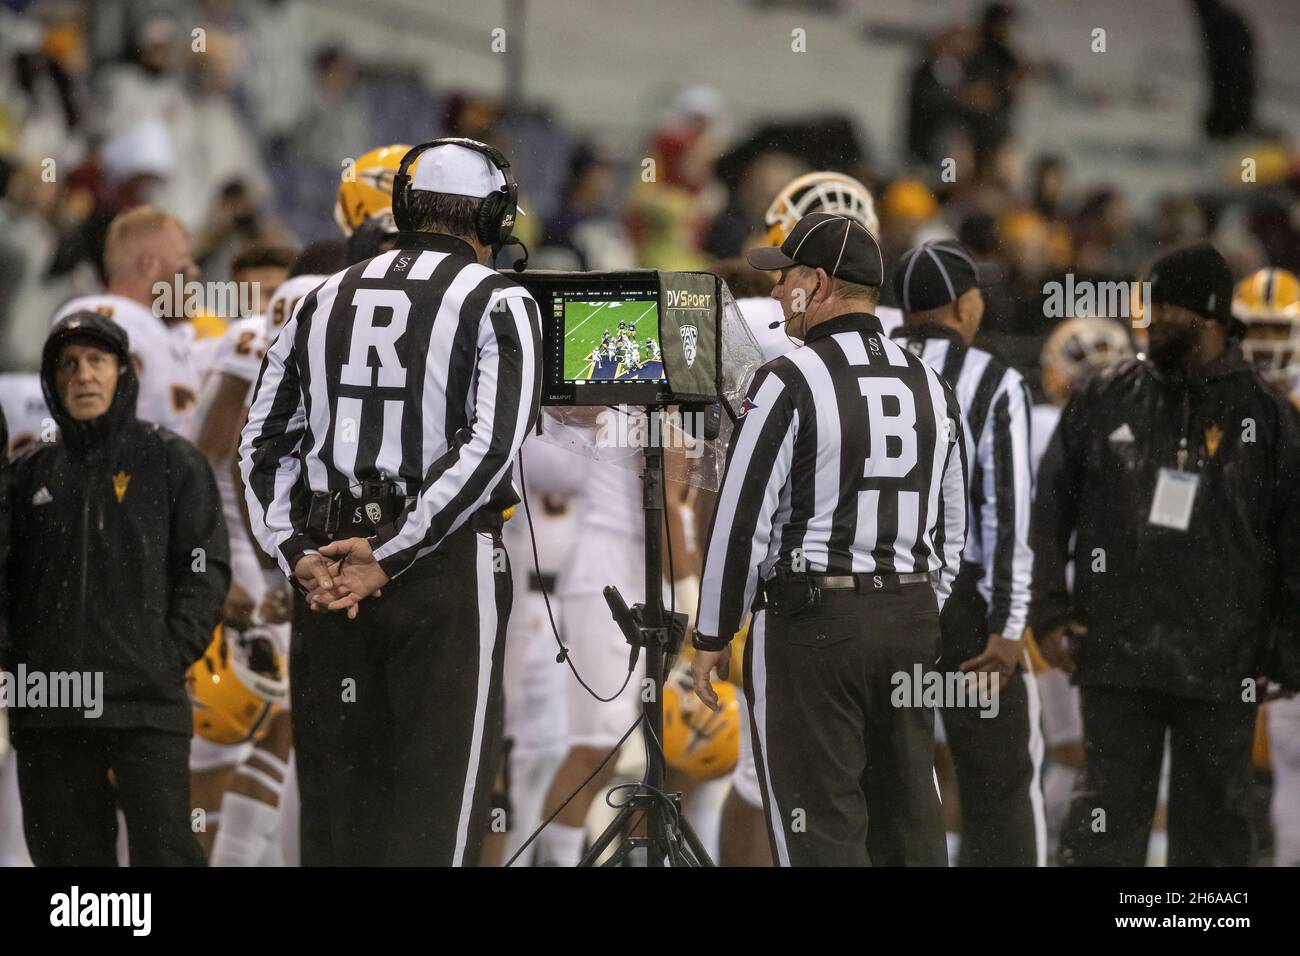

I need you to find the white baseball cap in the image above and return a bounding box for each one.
[410,143,507,198]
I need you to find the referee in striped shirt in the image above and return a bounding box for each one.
[891,239,1044,866]
[239,141,542,865]
[691,212,968,866]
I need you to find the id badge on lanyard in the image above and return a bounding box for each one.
[1149,468,1198,530]
[1148,405,1199,532]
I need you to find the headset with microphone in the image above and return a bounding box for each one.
[391,137,529,271]
[767,272,821,330]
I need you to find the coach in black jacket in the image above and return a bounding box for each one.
[1030,242,1300,866]
[4,311,229,865]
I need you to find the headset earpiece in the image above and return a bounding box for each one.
[392,138,517,248]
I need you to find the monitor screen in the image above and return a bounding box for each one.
[512,270,715,406]
[560,292,666,386]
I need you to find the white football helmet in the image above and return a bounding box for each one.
[763,171,880,246]
[1040,317,1135,406]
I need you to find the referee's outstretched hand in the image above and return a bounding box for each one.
[691,648,731,712]
[317,537,390,620]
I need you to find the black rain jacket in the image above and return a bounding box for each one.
[1030,347,1300,700]
[3,312,229,732]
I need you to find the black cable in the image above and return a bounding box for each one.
[503,713,642,868]
[506,415,682,866]
[660,434,677,688]
[517,446,635,704]
[605,780,682,832]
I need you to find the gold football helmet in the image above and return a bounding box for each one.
[763,171,879,247]
[187,625,288,745]
[334,144,411,237]
[1233,268,1300,382]
[1235,267,1300,315]
[663,658,740,781]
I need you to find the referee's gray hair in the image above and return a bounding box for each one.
[405,190,481,239]
[833,278,880,302]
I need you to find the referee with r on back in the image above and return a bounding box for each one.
[240,139,542,866]
[691,212,968,866]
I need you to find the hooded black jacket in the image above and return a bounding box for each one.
[1030,346,1300,700]
[3,312,230,733]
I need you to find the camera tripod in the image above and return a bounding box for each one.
[578,428,714,867]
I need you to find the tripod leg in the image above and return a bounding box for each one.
[601,834,643,868]
[678,813,715,867]
[578,801,639,867]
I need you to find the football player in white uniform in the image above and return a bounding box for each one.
[188,248,297,865]
[195,236,349,864]
[0,401,38,866]
[1033,316,1133,860]
[1232,267,1300,865]
[52,206,204,437]
[0,374,52,455]
[482,437,579,866]
[0,377,52,863]
[533,431,647,866]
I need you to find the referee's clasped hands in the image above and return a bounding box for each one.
[294,539,391,620]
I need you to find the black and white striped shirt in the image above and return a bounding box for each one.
[890,325,1034,639]
[697,312,968,643]
[239,234,543,580]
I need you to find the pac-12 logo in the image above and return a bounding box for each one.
[679,325,698,368]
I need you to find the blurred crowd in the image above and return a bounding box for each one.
[1,0,1299,393]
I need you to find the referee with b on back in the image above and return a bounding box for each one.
[691,212,968,866]
[239,139,542,865]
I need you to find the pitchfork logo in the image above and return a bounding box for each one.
[680,324,698,368]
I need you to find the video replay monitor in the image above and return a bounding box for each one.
[513,270,722,407]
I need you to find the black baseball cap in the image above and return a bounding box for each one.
[746,211,884,287]
[893,239,981,313]
[1147,241,1233,324]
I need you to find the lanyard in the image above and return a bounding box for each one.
[1176,388,1192,472]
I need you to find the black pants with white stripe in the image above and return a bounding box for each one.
[744,584,948,866]
[939,562,1044,866]
[290,522,510,866]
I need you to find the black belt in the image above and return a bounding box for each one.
[756,570,931,615]
[808,572,930,591]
